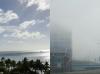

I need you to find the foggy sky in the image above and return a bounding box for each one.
[51,0,100,62]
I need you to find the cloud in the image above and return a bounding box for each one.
[0,26,5,34]
[19,20,36,30]
[7,40,23,44]
[46,24,49,27]
[37,19,45,24]
[35,0,50,10]
[18,0,50,10]
[0,9,19,24]
[2,19,46,40]
[4,30,46,40]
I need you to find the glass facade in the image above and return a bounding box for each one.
[50,25,72,73]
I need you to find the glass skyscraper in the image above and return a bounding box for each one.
[50,25,72,73]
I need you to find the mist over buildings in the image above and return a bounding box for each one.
[51,0,100,62]
[51,23,72,53]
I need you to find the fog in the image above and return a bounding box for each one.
[51,0,100,62]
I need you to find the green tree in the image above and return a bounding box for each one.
[1,57,5,62]
[0,57,50,74]
[44,62,50,74]
[5,59,11,72]
[21,57,30,74]
[11,60,16,70]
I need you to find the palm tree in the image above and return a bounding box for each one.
[1,57,5,62]
[16,61,22,67]
[16,61,22,74]
[0,61,5,68]
[0,61,6,74]
[1,57,5,68]
[21,57,30,74]
[35,60,41,72]
[39,63,44,74]
[11,60,16,70]
[29,60,34,71]
[35,59,46,74]
[44,62,50,74]
[5,59,11,72]
[0,57,50,74]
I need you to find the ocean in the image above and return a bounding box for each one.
[72,64,100,71]
[0,51,50,63]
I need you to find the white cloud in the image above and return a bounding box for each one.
[7,40,24,44]
[19,20,36,30]
[2,19,46,40]
[4,30,46,40]
[36,0,50,10]
[18,0,50,10]
[0,26,5,34]
[46,24,49,27]
[37,19,45,24]
[0,9,19,24]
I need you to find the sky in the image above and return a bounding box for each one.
[0,0,50,52]
[51,0,100,62]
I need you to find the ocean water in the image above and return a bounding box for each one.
[0,52,50,63]
[72,64,100,71]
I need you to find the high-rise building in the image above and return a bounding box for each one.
[50,24,72,73]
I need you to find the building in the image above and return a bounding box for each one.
[50,25,72,73]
